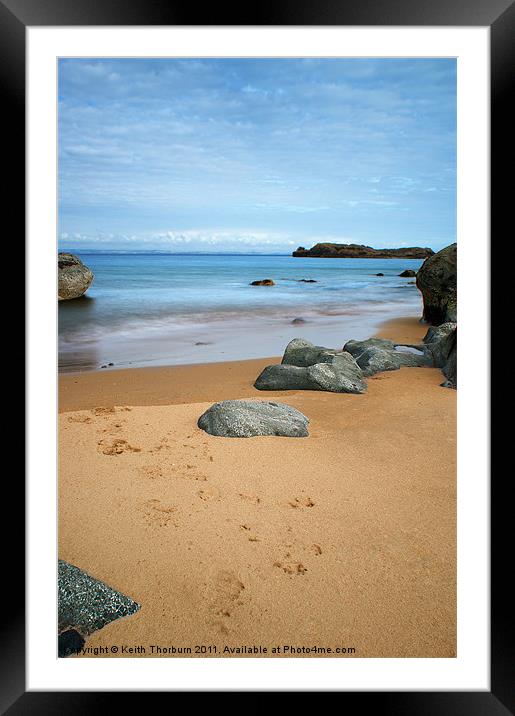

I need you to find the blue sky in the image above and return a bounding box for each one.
[58,58,456,253]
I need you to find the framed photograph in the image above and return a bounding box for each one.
[4,0,508,709]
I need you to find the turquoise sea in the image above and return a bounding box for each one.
[58,252,424,372]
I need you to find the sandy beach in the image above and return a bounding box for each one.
[58,316,456,658]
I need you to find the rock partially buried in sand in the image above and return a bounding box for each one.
[255,338,367,394]
[198,400,309,438]
[58,560,140,638]
[255,362,367,394]
[58,253,94,300]
[343,337,431,377]
[422,322,457,388]
[250,279,275,286]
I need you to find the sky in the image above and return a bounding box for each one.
[58,58,456,253]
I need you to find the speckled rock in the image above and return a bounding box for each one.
[58,253,94,300]
[197,400,309,437]
[58,560,140,636]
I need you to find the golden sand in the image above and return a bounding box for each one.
[59,317,456,657]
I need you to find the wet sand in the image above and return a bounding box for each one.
[58,316,456,657]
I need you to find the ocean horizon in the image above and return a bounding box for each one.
[58,251,425,372]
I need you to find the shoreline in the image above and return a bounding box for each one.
[59,315,456,657]
[59,315,428,413]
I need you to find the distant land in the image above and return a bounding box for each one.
[292,243,434,259]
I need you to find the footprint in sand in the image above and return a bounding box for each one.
[273,558,307,575]
[91,407,117,416]
[168,462,207,482]
[143,499,176,527]
[98,438,141,456]
[238,493,262,505]
[67,414,92,424]
[288,496,315,509]
[313,544,322,555]
[99,421,125,435]
[207,570,246,634]
[137,465,164,480]
[239,524,260,542]
[197,487,220,502]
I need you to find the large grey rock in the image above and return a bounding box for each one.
[353,346,403,377]
[58,560,140,636]
[442,331,457,389]
[255,361,367,394]
[282,338,364,378]
[58,253,94,300]
[282,338,337,367]
[416,243,457,324]
[198,400,309,437]
[343,337,431,377]
[422,322,457,367]
[343,338,396,358]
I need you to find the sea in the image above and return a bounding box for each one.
[58,252,424,372]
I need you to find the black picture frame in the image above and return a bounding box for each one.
[4,0,508,711]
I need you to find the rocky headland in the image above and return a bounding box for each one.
[292,243,434,259]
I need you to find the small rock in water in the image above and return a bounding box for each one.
[100,365,107,369]
[195,342,211,346]
[198,400,309,438]
[250,279,275,286]
[399,269,417,277]
[298,279,317,283]
[375,273,384,276]
[108,362,114,366]
[291,318,306,325]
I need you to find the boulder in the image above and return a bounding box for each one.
[282,338,359,372]
[422,322,457,366]
[416,243,457,324]
[352,346,402,377]
[422,322,457,388]
[343,338,396,357]
[343,337,431,376]
[250,279,275,286]
[399,269,417,277]
[58,560,140,636]
[442,331,457,389]
[58,253,94,300]
[255,362,367,394]
[197,400,309,437]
